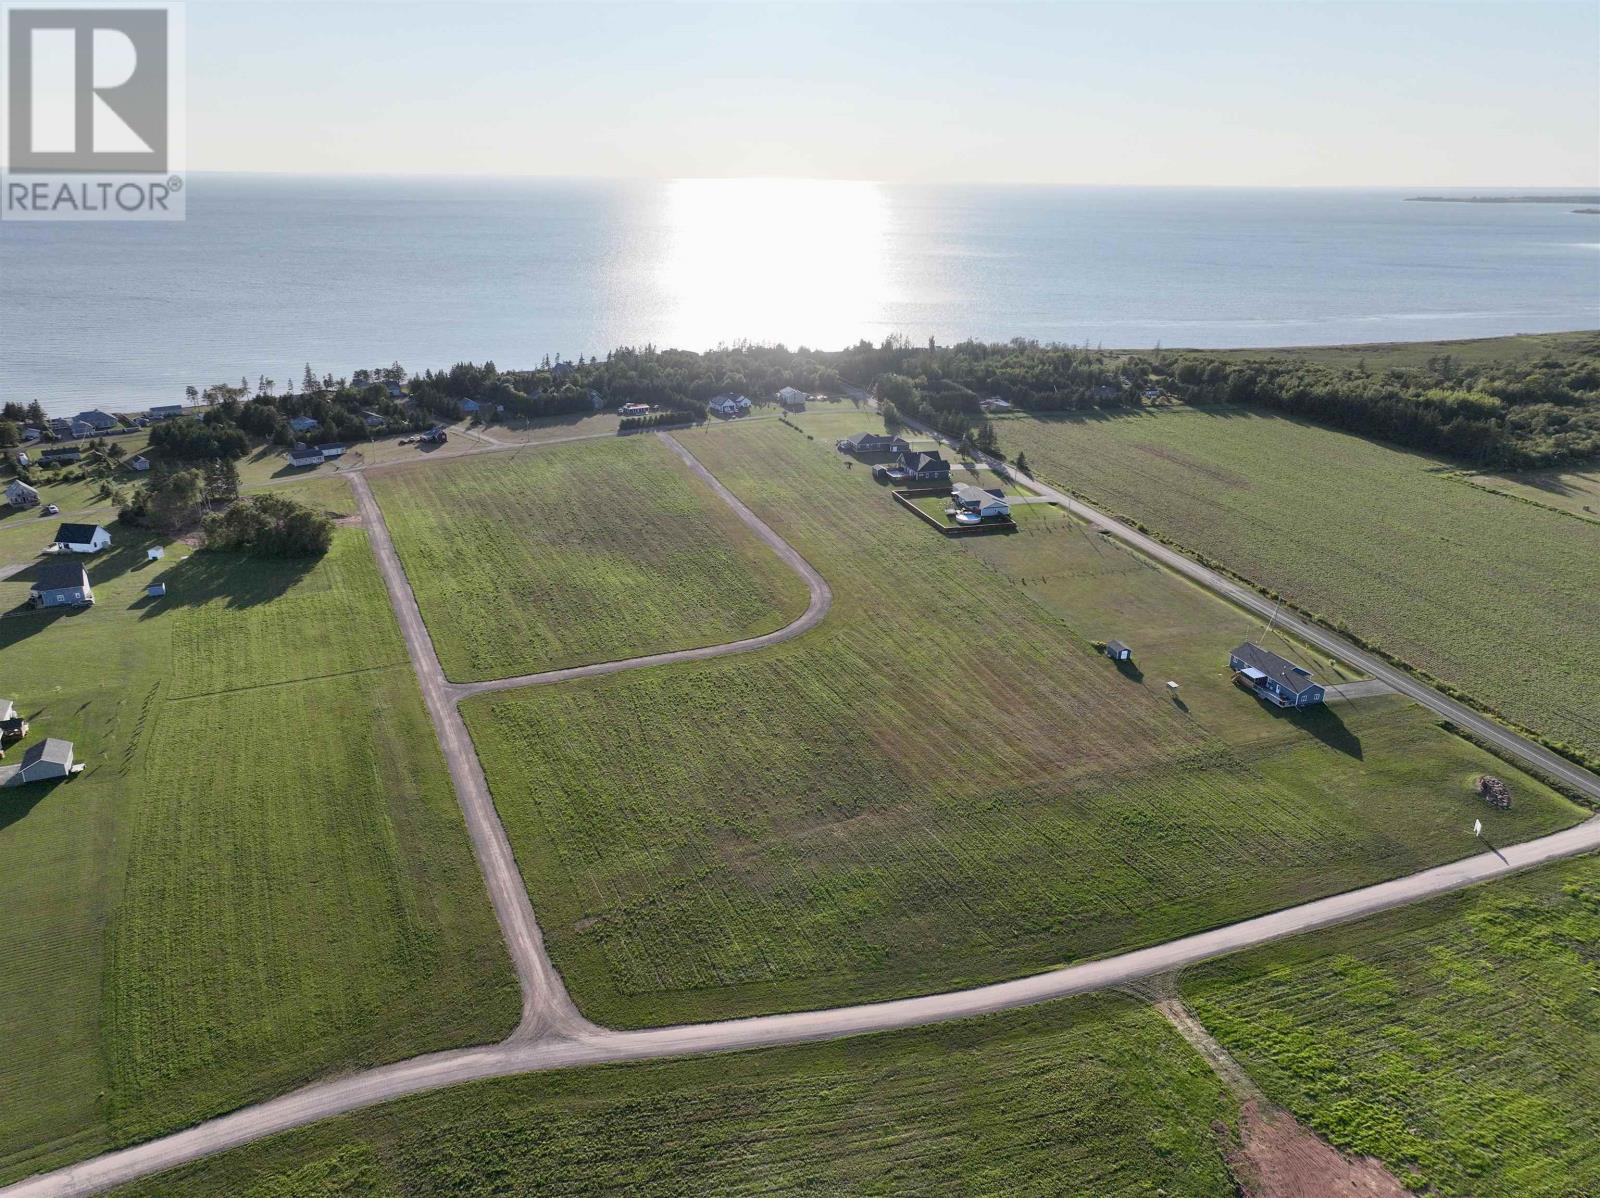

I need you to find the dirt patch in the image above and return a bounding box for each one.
[1228,1100,1410,1198]
[1152,997,1409,1198]
[334,513,364,526]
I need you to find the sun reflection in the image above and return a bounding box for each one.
[660,178,889,349]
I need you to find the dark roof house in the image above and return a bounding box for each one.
[30,561,93,608]
[837,432,910,456]
[1229,642,1325,708]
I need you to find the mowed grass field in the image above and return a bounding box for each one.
[999,407,1600,763]
[112,993,1237,1198]
[462,413,1581,1027]
[1185,853,1600,1196]
[370,433,810,682]
[0,504,516,1184]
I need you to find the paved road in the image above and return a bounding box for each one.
[901,418,1600,806]
[452,433,832,701]
[10,420,1600,1198]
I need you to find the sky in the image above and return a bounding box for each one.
[185,1,1599,186]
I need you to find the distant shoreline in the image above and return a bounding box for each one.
[1407,194,1600,206]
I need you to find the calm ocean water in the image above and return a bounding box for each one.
[1,176,1596,415]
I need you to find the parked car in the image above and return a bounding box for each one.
[41,503,59,516]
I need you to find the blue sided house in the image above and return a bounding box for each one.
[1229,641,1325,708]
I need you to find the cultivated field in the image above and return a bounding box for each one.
[462,414,1580,1027]
[370,433,810,681]
[112,993,1237,1198]
[1000,408,1600,764]
[0,514,516,1184]
[1464,465,1600,523]
[1185,854,1600,1196]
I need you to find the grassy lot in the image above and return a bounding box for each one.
[1185,853,1600,1196]
[370,433,811,681]
[112,993,1237,1198]
[0,518,516,1184]
[461,413,1581,1028]
[999,407,1600,764]
[1464,465,1600,524]
[1192,329,1600,370]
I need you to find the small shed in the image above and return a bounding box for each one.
[147,546,164,561]
[129,455,152,472]
[1105,640,1132,662]
[147,582,167,598]
[0,738,76,787]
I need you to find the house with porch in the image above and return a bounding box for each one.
[1229,642,1325,708]
[50,523,111,554]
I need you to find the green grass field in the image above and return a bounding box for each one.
[460,413,1580,1028]
[111,993,1237,1198]
[1000,407,1600,764]
[1185,853,1600,1196]
[1464,465,1600,524]
[0,505,516,1184]
[369,433,810,682]
[1192,329,1600,370]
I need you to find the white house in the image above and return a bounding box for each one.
[951,483,1010,519]
[0,738,77,787]
[286,444,324,468]
[776,386,810,411]
[129,455,151,472]
[50,523,112,554]
[707,393,751,418]
[5,479,40,508]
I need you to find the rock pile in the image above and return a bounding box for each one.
[1476,775,1512,810]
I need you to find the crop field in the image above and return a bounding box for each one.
[0,526,515,1184]
[1185,853,1600,1196]
[370,433,810,681]
[462,414,1580,1028]
[999,408,1600,764]
[113,993,1237,1198]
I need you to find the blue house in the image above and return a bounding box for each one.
[1229,642,1325,708]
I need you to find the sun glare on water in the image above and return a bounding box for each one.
[660,178,890,350]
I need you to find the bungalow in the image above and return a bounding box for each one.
[40,447,81,465]
[30,561,93,607]
[5,479,40,508]
[320,444,347,460]
[1104,640,1132,662]
[285,444,324,468]
[128,454,151,472]
[148,404,184,419]
[776,386,810,411]
[619,403,651,418]
[895,451,952,483]
[1229,642,1325,708]
[836,431,911,456]
[360,410,386,429]
[288,415,320,433]
[707,393,752,418]
[51,523,111,554]
[0,738,77,787]
[458,398,481,416]
[74,410,119,431]
[951,483,1010,518]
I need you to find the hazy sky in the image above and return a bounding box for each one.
[188,1,1599,185]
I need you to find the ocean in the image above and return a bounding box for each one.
[2,176,1596,415]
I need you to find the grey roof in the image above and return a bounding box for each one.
[1231,642,1320,694]
[952,483,1006,504]
[53,522,103,544]
[21,738,73,767]
[35,561,89,591]
[1106,639,1131,656]
[901,451,949,473]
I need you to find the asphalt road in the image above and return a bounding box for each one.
[8,420,1600,1198]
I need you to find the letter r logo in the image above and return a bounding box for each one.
[7,7,168,172]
